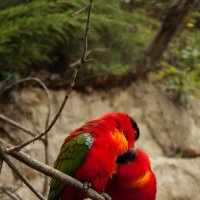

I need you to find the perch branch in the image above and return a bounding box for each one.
[0,142,45,200]
[0,77,52,195]
[0,139,106,200]
[5,0,93,154]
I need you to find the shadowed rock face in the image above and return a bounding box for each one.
[0,79,200,200]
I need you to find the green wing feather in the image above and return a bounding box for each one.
[47,133,94,200]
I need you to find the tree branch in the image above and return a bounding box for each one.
[0,188,20,200]
[71,4,89,17]
[145,0,195,67]
[0,185,23,200]
[0,114,40,139]
[0,77,52,196]
[5,0,93,154]
[0,139,106,200]
[1,77,52,128]
[0,142,45,200]
[0,152,3,173]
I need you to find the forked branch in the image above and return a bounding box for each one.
[0,139,106,200]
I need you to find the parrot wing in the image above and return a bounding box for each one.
[48,133,94,200]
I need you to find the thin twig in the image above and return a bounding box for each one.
[0,189,18,200]
[80,0,93,65]
[0,77,51,195]
[5,0,93,154]
[0,76,51,131]
[1,77,52,126]
[43,134,49,196]
[71,4,89,17]
[69,49,92,68]
[0,186,23,200]
[0,114,40,139]
[0,77,51,143]
[0,139,106,200]
[0,155,3,173]
[0,143,45,200]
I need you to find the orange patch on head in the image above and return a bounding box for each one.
[111,129,129,155]
[131,171,151,188]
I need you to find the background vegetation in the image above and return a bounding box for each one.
[0,0,199,106]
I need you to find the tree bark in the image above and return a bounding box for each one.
[74,0,196,90]
[145,0,195,67]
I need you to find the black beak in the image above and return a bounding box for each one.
[130,118,140,141]
[116,148,137,164]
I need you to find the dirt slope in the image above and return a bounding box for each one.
[0,78,200,200]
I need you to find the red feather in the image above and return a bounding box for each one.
[58,112,137,199]
[106,148,157,200]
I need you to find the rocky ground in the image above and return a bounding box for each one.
[0,78,200,200]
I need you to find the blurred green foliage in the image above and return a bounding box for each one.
[157,21,200,107]
[0,0,199,106]
[0,0,154,78]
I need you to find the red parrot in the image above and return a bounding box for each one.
[48,112,140,200]
[106,148,156,200]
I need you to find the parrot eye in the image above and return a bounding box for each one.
[130,118,140,141]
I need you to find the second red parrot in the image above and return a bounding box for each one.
[106,148,157,200]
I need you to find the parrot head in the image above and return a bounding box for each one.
[71,112,140,156]
[108,112,140,155]
[98,112,140,150]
